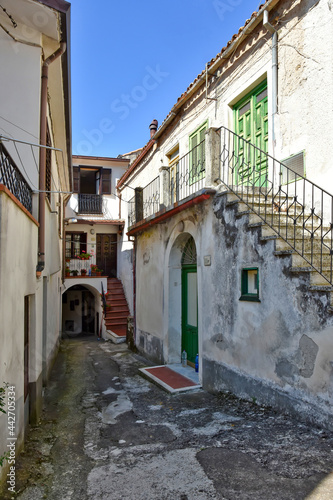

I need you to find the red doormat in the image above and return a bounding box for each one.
[144,366,198,390]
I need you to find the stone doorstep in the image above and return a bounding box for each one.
[139,364,202,394]
[104,330,126,344]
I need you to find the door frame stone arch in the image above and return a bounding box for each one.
[164,221,201,372]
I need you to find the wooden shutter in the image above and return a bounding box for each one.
[73,167,80,193]
[102,168,112,194]
[80,233,87,254]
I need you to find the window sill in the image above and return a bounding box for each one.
[239,295,261,302]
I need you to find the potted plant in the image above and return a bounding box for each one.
[90,264,98,276]
[78,251,91,260]
[65,266,70,277]
[81,269,87,276]
[96,268,103,276]
[71,269,79,276]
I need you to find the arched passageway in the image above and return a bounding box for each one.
[62,285,100,337]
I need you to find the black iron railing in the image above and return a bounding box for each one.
[169,139,206,203]
[101,282,107,316]
[78,193,103,214]
[143,176,160,219]
[218,126,333,285]
[0,142,33,213]
[128,195,135,227]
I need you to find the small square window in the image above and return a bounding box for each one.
[240,268,260,302]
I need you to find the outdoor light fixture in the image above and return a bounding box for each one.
[64,218,78,225]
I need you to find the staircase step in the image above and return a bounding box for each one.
[223,189,333,301]
[104,278,130,336]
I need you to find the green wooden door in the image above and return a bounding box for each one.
[181,265,198,365]
[234,81,268,186]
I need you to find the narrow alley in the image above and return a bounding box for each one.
[2,337,333,500]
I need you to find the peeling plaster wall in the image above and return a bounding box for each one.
[204,193,333,427]
[133,193,333,427]
[277,0,333,185]
[123,0,333,428]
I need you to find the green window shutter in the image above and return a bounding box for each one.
[102,168,112,194]
[189,122,207,183]
[199,127,206,173]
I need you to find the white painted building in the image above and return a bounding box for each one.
[63,155,130,339]
[118,0,333,429]
[0,0,71,483]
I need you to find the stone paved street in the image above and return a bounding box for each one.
[1,337,333,500]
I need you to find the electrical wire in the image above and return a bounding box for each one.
[0,115,39,140]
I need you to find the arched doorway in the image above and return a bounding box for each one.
[181,237,198,365]
[62,285,97,337]
[167,232,198,366]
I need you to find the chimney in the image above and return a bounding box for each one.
[149,119,158,139]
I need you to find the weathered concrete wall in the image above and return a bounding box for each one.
[120,0,333,428]
[132,191,333,427]
[202,192,333,427]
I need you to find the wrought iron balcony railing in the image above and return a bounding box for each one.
[169,139,206,203]
[218,126,333,285]
[143,176,160,219]
[0,141,33,213]
[128,141,206,227]
[78,193,103,214]
[128,195,135,227]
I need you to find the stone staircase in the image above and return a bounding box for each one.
[223,190,333,309]
[104,278,130,341]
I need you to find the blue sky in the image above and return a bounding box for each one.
[70,0,262,158]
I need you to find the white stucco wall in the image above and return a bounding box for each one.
[0,190,39,462]
[0,29,41,194]
[0,0,71,485]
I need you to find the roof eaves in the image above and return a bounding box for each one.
[154,0,278,140]
[117,139,155,189]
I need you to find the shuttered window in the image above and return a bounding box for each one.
[65,232,87,258]
[73,167,80,193]
[72,167,111,194]
[281,152,305,184]
[102,168,112,194]
[189,122,207,184]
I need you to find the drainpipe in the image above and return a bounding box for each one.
[263,10,278,155]
[37,42,66,276]
[133,236,137,347]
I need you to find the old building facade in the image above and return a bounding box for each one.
[118,0,333,428]
[0,0,71,482]
[63,155,130,342]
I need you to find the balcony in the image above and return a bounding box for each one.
[0,141,33,213]
[78,193,103,214]
[128,133,217,230]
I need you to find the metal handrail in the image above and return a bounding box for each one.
[169,139,206,203]
[143,176,160,219]
[101,282,107,316]
[78,193,103,214]
[0,141,33,213]
[217,126,333,285]
[128,195,135,227]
